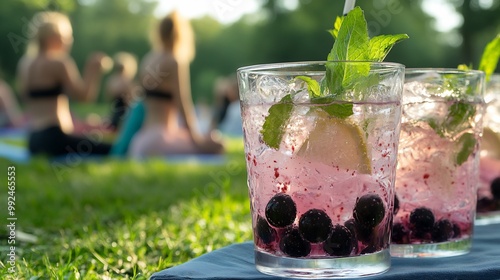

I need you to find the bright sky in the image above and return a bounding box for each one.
[154,0,262,24]
[155,0,463,31]
[421,0,462,32]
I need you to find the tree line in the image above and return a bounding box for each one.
[0,0,498,104]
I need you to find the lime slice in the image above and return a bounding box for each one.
[296,111,372,174]
[482,127,500,159]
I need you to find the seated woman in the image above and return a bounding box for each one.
[129,11,223,158]
[209,75,241,135]
[105,52,137,131]
[17,12,111,157]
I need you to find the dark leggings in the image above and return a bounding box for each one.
[214,96,232,126]
[28,126,111,157]
[109,97,127,129]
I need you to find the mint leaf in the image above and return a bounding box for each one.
[260,94,293,149]
[311,96,353,119]
[321,103,353,119]
[426,102,476,138]
[368,34,409,61]
[327,7,370,95]
[295,77,353,119]
[328,16,343,39]
[479,33,500,82]
[457,64,471,71]
[327,7,369,62]
[456,133,476,165]
[444,102,476,132]
[352,72,381,92]
[296,76,321,97]
[426,118,444,137]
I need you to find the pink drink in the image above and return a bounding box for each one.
[238,61,404,278]
[477,157,500,216]
[243,103,399,257]
[391,70,485,258]
[476,74,500,223]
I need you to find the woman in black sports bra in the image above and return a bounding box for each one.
[17,12,112,157]
[129,11,224,158]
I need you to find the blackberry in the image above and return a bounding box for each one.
[265,193,297,228]
[491,177,500,200]
[477,197,496,212]
[279,227,311,257]
[323,225,355,257]
[391,223,409,244]
[355,223,374,244]
[409,207,435,233]
[344,218,373,244]
[353,194,386,228]
[431,219,454,242]
[344,219,357,236]
[360,245,377,254]
[394,195,400,215]
[256,216,277,244]
[343,219,359,251]
[298,209,332,243]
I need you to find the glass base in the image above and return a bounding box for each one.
[390,237,471,258]
[255,249,390,279]
[475,211,500,225]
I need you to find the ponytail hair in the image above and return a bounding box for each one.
[154,11,195,63]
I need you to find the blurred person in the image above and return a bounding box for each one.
[17,11,112,157]
[109,100,145,156]
[129,11,223,158]
[105,52,137,131]
[0,78,23,128]
[209,75,240,134]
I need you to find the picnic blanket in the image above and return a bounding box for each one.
[150,223,500,280]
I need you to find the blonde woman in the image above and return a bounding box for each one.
[129,12,223,158]
[105,52,137,130]
[17,12,111,156]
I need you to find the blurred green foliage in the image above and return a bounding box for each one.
[0,0,499,104]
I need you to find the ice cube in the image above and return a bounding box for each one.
[255,75,293,104]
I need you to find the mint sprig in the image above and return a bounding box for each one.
[260,6,408,149]
[326,7,407,102]
[479,33,500,82]
[326,7,370,95]
[427,102,476,138]
[426,89,477,166]
[428,33,499,165]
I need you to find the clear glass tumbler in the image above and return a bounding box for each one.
[237,61,404,278]
[391,68,485,258]
[476,74,500,225]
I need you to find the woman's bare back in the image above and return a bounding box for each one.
[140,51,180,130]
[20,55,73,132]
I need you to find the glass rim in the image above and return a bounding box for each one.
[237,60,405,74]
[405,68,485,77]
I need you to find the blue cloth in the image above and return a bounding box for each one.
[110,101,145,156]
[0,141,29,163]
[150,223,500,280]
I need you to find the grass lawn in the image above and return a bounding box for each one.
[0,138,252,279]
